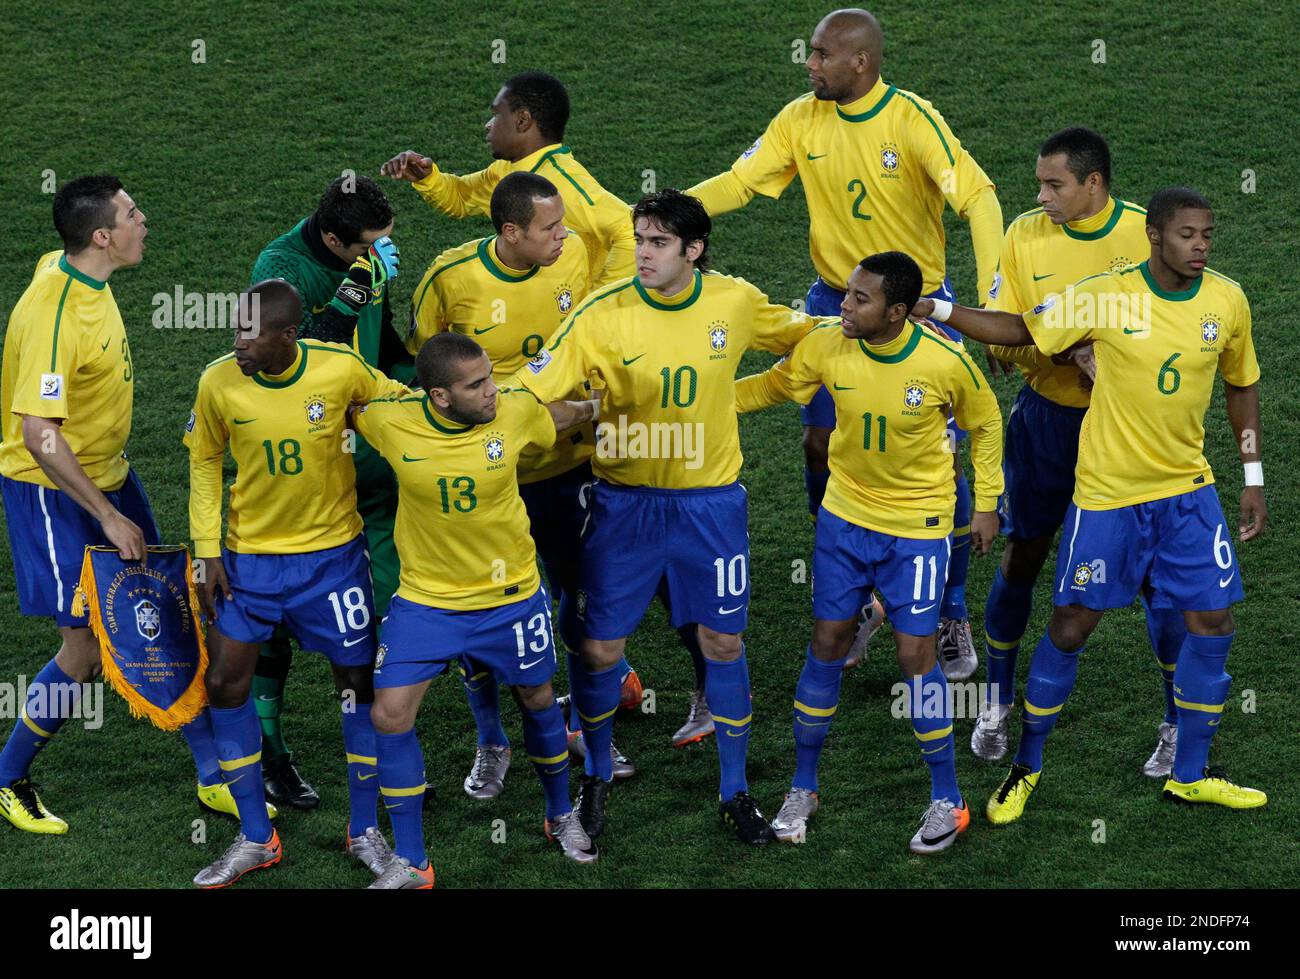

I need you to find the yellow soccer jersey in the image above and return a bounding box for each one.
[690,78,997,296]
[989,197,1149,408]
[517,269,817,489]
[412,144,633,289]
[1023,262,1257,509]
[185,340,410,558]
[407,234,593,483]
[1,251,134,490]
[737,321,1002,537]
[355,388,556,610]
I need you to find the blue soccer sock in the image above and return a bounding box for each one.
[571,661,621,781]
[522,702,571,820]
[792,647,846,794]
[678,624,707,689]
[906,665,961,805]
[460,658,508,747]
[1142,599,1186,726]
[0,657,79,787]
[984,569,1035,708]
[556,589,583,656]
[941,472,972,620]
[209,698,273,844]
[804,467,829,518]
[1170,632,1233,784]
[341,701,379,835]
[1014,633,1082,773]
[376,729,427,868]
[181,707,222,787]
[705,649,753,799]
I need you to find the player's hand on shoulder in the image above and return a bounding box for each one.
[1239,486,1267,542]
[381,151,434,182]
[909,298,935,321]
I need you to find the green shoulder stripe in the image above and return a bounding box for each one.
[919,330,980,390]
[48,275,74,372]
[412,249,479,320]
[546,280,636,351]
[201,352,238,374]
[896,90,955,167]
[1009,207,1045,226]
[302,341,377,377]
[535,146,595,206]
[1203,268,1242,289]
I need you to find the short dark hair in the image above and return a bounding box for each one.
[491,172,560,233]
[632,189,711,269]
[243,278,303,333]
[858,251,923,310]
[1039,127,1111,188]
[503,71,570,142]
[1146,187,1213,232]
[53,175,124,254]
[316,175,393,246]
[417,332,486,391]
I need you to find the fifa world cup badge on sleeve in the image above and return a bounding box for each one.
[71,545,210,730]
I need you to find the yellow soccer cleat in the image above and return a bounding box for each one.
[1163,767,1267,809]
[0,777,68,834]
[986,763,1040,826]
[197,782,278,821]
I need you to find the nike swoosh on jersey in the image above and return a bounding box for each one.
[1219,572,1236,588]
[519,657,545,669]
[622,354,646,366]
[910,603,936,614]
[1121,327,1149,334]
[718,604,744,614]
[342,637,368,647]
[233,418,257,425]
[100,339,111,351]
[473,325,499,335]
[402,453,428,462]
[312,303,328,314]
[832,383,855,391]
[806,153,828,160]
[1032,273,1055,281]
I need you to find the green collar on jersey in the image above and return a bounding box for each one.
[422,395,475,434]
[858,321,920,363]
[58,254,106,291]
[252,341,308,388]
[634,269,702,311]
[1061,198,1125,241]
[478,236,539,283]
[1139,260,1203,302]
[836,83,896,123]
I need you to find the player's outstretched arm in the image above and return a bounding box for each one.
[380,149,498,219]
[912,298,1033,348]
[1224,380,1267,541]
[685,172,757,218]
[544,395,601,434]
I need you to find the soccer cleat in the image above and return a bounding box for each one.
[564,729,636,780]
[986,763,1040,825]
[346,825,395,876]
[672,689,715,746]
[771,788,819,842]
[576,773,611,839]
[970,701,1012,761]
[719,791,776,845]
[196,782,278,821]
[1163,767,1267,809]
[262,754,320,810]
[463,744,511,800]
[938,617,978,681]
[909,798,970,854]
[193,829,282,888]
[0,778,68,835]
[1141,722,1178,778]
[544,810,599,864]
[844,595,887,669]
[367,854,435,889]
[620,668,644,711]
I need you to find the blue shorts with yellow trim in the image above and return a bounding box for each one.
[374,586,556,689]
[1053,486,1245,612]
[215,534,376,665]
[813,508,951,636]
[1,468,159,627]
[577,481,749,640]
[1000,384,1088,541]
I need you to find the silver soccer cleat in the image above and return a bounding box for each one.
[545,810,599,864]
[367,854,435,889]
[463,744,511,800]
[672,689,715,746]
[565,729,636,780]
[844,595,886,669]
[346,825,395,876]
[938,618,978,681]
[908,798,968,855]
[971,701,1012,761]
[1142,721,1178,778]
[193,831,281,888]
[771,788,819,842]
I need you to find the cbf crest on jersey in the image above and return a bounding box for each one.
[555,287,574,314]
[1200,315,1221,350]
[880,141,901,176]
[304,395,327,432]
[708,320,729,360]
[902,379,926,414]
[484,432,506,470]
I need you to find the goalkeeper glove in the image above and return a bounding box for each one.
[329,236,401,316]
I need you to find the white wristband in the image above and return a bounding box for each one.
[929,299,953,323]
[588,398,601,424]
[1244,461,1263,487]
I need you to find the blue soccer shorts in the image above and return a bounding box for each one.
[1000,384,1089,541]
[577,481,750,640]
[813,507,952,636]
[1053,486,1245,612]
[518,460,592,597]
[214,534,377,665]
[2,468,160,627]
[374,585,556,689]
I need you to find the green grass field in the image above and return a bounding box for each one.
[1,0,1297,888]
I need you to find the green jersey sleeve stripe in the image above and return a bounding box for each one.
[919,331,980,389]
[412,251,478,321]
[49,274,73,372]
[302,341,377,377]
[546,281,635,351]
[897,91,955,167]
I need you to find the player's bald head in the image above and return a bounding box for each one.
[809,9,882,101]
[240,278,302,335]
[817,9,882,65]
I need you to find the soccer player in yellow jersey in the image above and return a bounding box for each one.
[0,175,227,836]
[185,280,411,888]
[517,190,819,845]
[687,8,1004,677]
[913,187,1269,823]
[382,71,634,289]
[357,333,601,886]
[974,128,1191,773]
[735,252,1002,853]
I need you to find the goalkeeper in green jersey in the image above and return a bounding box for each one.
[245,174,410,808]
